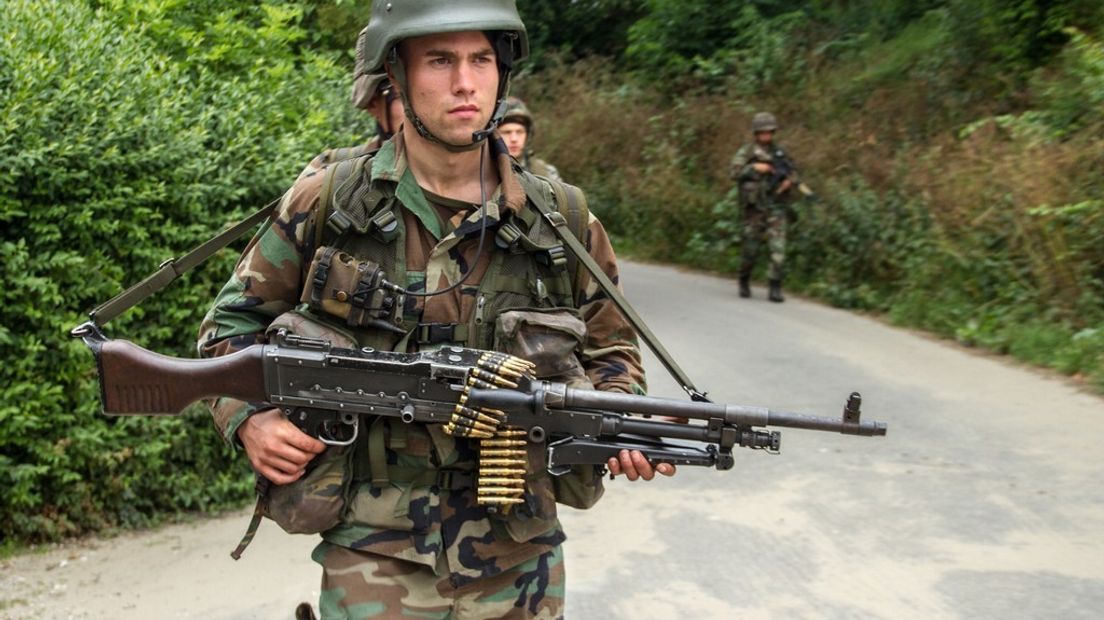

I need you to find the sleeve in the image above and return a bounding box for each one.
[730,144,757,182]
[195,172,324,443]
[575,212,647,396]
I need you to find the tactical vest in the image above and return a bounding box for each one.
[299,151,590,352]
[273,150,601,560]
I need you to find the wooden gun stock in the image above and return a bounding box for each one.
[95,340,266,415]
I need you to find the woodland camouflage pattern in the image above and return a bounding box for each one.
[313,542,564,619]
[729,142,797,281]
[197,134,643,615]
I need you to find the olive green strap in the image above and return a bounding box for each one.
[368,417,389,487]
[87,197,281,328]
[530,200,711,402]
[230,476,271,560]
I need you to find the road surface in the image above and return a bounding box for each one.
[4,261,1103,619]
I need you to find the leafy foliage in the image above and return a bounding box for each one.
[0,0,359,543]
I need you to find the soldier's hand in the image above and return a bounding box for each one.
[752,162,774,174]
[607,449,676,481]
[238,408,326,485]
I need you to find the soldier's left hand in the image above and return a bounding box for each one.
[608,449,676,481]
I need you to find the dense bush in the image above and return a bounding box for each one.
[0,0,359,543]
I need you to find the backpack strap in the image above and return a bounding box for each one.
[547,180,590,299]
[313,143,387,251]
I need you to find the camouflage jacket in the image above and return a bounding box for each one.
[729,142,799,208]
[197,135,645,582]
[296,135,385,182]
[520,152,562,183]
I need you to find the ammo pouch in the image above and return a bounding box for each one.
[301,246,405,335]
[493,308,604,525]
[263,444,354,534]
[493,308,589,387]
[257,311,360,535]
[741,180,764,207]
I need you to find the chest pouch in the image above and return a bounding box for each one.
[302,246,406,334]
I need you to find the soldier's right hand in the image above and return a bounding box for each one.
[753,162,774,174]
[237,408,326,485]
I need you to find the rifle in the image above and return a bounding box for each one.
[761,147,817,203]
[71,321,887,510]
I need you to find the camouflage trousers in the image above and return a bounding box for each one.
[739,206,787,281]
[312,541,565,619]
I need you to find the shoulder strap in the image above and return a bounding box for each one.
[313,144,385,250]
[530,185,711,402]
[547,180,589,296]
[80,196,281,330]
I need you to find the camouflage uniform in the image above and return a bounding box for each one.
[501,98,561,182]
[296,34,400,183]
[521,154,561,183]
[733,123,794,291]
[198,130,644,617]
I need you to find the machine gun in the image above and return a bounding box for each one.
[72,322,887,510]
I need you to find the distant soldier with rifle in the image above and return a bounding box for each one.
[499,96,562,181]
[729,111,810,303]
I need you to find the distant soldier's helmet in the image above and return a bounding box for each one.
[351,26,393,110]
[501,97,534,132]
[357,0,529,152]
[752,112,779,132]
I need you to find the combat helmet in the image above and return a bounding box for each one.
[751,112,779,133]
[356,0,529,152]
[351,25,393,110]
[501,97,534,132]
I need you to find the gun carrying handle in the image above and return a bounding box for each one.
[95,339,267,415]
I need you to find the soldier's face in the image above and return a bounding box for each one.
[499,122,528,158]
[755,130,775,145]
[398,31,499,146]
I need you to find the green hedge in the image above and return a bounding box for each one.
[0,0,359,543]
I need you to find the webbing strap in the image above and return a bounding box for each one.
[230,476,271,560]
[88,197,281,328]
[531,201,711,402]
[369,417,388,486]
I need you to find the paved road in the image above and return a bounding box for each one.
[4,261,1103,619]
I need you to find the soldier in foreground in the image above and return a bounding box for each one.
[197,1,671,617]
[729,112,800,303]
[499,97,562,181]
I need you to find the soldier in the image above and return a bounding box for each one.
[297,27,406,179]
[729,112,799,303]
[499,97,562,181]
[197,1,672,618]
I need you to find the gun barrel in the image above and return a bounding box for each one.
[562,387,885,436]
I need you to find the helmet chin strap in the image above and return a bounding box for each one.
[388,46,512,154]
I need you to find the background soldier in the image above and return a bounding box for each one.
[729,111,800,303]
[198,1,672,618]
[298,27,406,178]
[500,96,562,181]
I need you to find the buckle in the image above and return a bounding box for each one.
[417,323,453,344]
[436,469,473,490]
[326,209,353,236]
[542,211,568,228]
